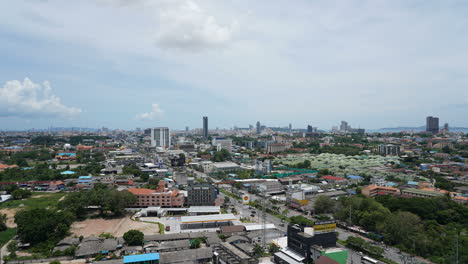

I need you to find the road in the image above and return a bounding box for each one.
[191,170,432,264]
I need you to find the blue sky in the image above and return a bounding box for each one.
[1,0,468,130]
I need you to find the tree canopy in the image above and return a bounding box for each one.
[15,208,73,245]
[123,230,144,246]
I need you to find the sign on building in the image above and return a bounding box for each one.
[313,220,336,234]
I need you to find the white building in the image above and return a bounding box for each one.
[211,137,232,152]
[151,127,171,148]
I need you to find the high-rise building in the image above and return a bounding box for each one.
[289,123,292,132]
[444,123,449,132]
[185,126,189,132]
[203,116,208,138]
[340,121,349,132]
[307,125,313,133]
[150,127,171,148]
[426,116,439,133]
[256,121,261,134]
[144,128,152,136]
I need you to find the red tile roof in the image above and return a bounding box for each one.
[127,188,155,195]
[322,175,345,181]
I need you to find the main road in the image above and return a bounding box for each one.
[191,169,430,264]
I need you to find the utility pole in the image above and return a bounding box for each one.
[456,232,459,264]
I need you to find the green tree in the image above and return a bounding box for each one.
[15,208,73,245]
[253,244,265,256]
[0,213,7,232]
[268,243,280,254]
[123,230,144,246]
[11,189,32,200]
[314,195,337,214]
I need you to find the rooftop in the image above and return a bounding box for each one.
[181,214,236,224]
[123,253,160,263]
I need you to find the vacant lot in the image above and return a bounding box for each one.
[0,208,18,228]
[71,216,159,237]
[0,192,66,210]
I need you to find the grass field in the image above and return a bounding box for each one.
[0,192,66,210]
[0,228,16,246]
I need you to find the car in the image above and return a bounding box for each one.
[279,223,285,227]
[251,210,256,214]
[250,214,255,217]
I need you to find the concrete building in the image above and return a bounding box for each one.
[203,116,208,138]
[267,143,289,153]
[275,223,338,263]
[127,181,184,207]
[213,242,258,264]
[401,188,445,198]
[180,214,236,230]
[339,121,350,132]
[426,116,439,134]
[377,144,400,156]
[361,185,400,197]
[211,162,240,173]
[187,183,219,206]
[256,181,284,194]
[212,137,232,152]
[256,121,261,134]
[254,159,272,174]
[151,127,171,148]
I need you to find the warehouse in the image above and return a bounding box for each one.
[180,214,236,230]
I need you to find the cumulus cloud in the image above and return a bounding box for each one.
[0,78,81,118]
[136,103,164,120]
[154,0,237,51]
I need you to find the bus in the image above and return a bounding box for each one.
[361,256,379,264]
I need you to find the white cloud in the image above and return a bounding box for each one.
[154,0,237,51]
[0,78,81,118]
[136,103,164,120]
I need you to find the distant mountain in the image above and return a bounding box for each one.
[373,126,468,133]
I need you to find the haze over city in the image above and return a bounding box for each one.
[1,0,468,130]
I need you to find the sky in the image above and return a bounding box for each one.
[1,0,468,131]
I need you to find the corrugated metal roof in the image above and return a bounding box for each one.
[123,253,160,263]
[181,214,236,223]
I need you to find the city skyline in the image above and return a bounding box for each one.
[1,1,468,130]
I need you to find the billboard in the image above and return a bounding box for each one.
[314,220,336,233]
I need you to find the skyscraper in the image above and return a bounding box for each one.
[256,121,261,134]
[340,121,349,132]
[150,127,171,148]
[307,125,313,133]
[426,116,439,134]
[203,116,208,138]
[289,123,292,132]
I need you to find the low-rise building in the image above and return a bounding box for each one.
[128,181,184,208]
[401,188,445,198]
[361,185,400,197]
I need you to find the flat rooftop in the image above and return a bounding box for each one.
[181,214,236,224]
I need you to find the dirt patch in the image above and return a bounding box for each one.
[71,218,123,237]
[71,216,159,237]
[0,208,18,228]
[112,217,160,237]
